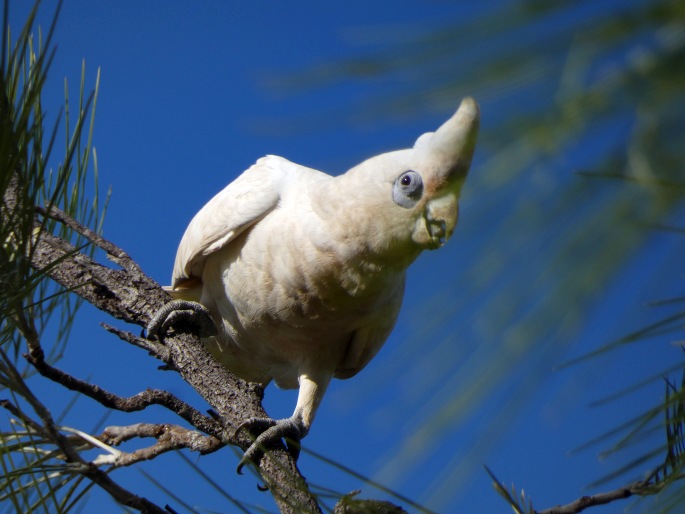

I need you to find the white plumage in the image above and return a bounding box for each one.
[150,97,480,470]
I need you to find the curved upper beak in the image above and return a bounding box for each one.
[411,98,480,248]
[424,96,480,185]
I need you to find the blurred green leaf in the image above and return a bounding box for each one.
[265,0,685,510]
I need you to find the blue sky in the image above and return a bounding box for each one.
[7,1,685,513]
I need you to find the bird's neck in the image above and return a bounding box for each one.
[311,178,423,271]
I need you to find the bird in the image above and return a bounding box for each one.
[147,97,480,473]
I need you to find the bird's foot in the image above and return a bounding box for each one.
[236,415,308,474]
[146,300,218,340]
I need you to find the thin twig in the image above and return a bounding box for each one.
[537,479,650,514]
[36,204,144,274]
[97,423,223,465]
[23,347,227,441]
[0,393,168,513]
[101,322,169,361]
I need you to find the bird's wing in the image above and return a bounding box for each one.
[171,155,295,288]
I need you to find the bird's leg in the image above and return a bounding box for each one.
[236,372,330,474]
[146,300,218,340]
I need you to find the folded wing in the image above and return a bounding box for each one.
[171,155,292,288]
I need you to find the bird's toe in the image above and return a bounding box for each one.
[146,300,218,340]
[236,415,307,474]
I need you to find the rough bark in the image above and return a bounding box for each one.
[26,204,323,514]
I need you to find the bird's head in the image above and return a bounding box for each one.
[334,97,480,260]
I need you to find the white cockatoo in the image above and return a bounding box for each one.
[148,97,480,472]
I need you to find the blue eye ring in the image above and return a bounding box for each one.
[393,170,423,208]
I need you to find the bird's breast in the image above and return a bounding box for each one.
[200,207,405,383]
[238,210,402,323]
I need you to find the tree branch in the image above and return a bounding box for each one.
[537,481,644,514]
[25,343,224,439]
[535,466,683,514]
[93,423,223,467]
[101,322,169,358]
[26,199,324,513]
[0,387,169,513]
[100,423,218,450]
[36,204,145,274]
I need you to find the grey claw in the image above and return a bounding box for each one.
[236,416,307,474]
[146,300,218,341]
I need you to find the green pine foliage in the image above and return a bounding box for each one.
[0,1,104,511]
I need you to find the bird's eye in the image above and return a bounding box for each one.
[392,170,423,208]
